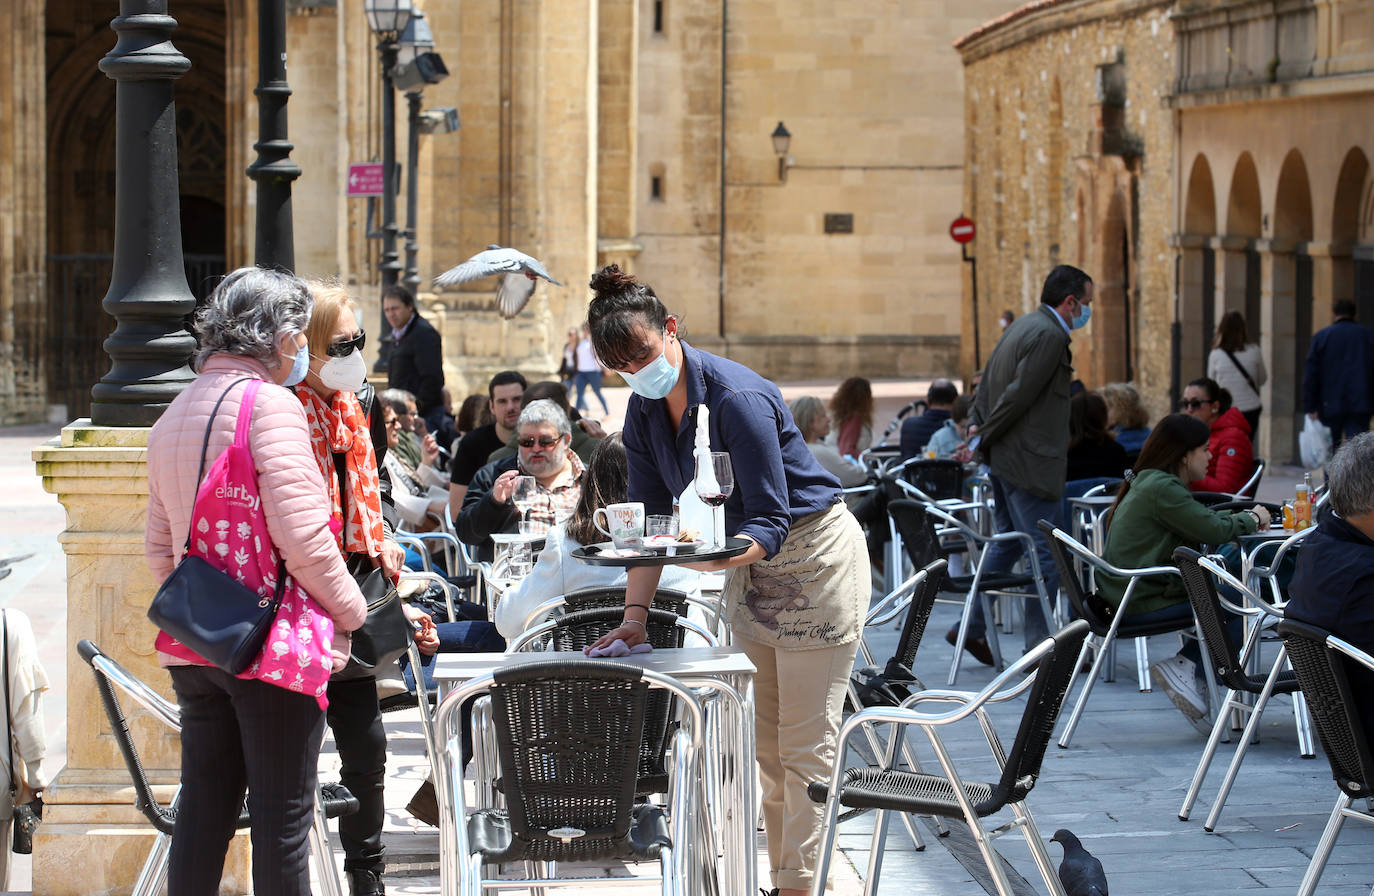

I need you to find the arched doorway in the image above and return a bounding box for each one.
[1272,148,1315,460]
[1093,189,1133,384]
[45,1,226,418]
[1333,148,1373,325]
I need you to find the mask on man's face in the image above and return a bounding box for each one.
[1069,300,1092,330]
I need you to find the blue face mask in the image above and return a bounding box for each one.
[281,340,310,387]
[619,333,680,400]
[1070,301,1092,330]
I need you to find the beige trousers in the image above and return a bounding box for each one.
[739,635,859,893]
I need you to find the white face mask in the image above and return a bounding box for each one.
[316,348,368,393]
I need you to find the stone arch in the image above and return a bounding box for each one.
[1332,147,1369,244]
[1226,152,1262,238]
[1184,154,1216,234]
[1273,149,1314,242]
[45,0,228,417]
[1094,188,1133,384]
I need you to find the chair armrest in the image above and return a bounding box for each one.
[865,571,926,627]
[1327,635,1374,673]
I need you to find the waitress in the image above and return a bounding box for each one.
[584,265,869,896]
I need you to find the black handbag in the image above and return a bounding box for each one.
[330,451,412,681]
[146,379,286,675]
[4,611,43,855]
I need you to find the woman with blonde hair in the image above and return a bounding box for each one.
[1100,382,1152,464]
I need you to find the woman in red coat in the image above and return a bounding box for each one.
[1180,376,1253,495]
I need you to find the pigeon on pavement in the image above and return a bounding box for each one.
[433,245,562,319]
[1050,829,1108,896]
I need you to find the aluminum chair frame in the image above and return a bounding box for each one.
[517,586,722,645]
[1233,457,1266,500]
[921,503,1056,684]
[434,662,707,895]
[810,621,1089,896]
[1173,548,1314,830]
[1276,621,1374,896]
[76,640,348,896]
[1038,522,1218,748]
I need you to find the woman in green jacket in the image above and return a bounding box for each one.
[1099,413,1271,724]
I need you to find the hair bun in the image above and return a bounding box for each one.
[588,264,639,298]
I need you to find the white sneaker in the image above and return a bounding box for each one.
[1151,655,1208,721]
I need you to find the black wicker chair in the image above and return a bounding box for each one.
[889,499,1054,683]
[1038,521,1212,748]
[77,640,357,896]
[809,620,1089,896]
[435,658,706,894]
[1173,547,1311,830]
[885,457,966,503]
[1276,619,1374,896]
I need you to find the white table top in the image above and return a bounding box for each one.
[430,646,757,683]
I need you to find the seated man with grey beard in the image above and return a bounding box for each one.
[456,398,586,562]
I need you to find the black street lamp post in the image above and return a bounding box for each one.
[403,89,423,294]
[246,0,300,271]
[92,0,197,427]
[365,0,412,358]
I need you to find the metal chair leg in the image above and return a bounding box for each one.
[1178,687,1240,822]
[1057,634,1108,748]
[1015,804,1067,896]
[1293,688,1316,758]
[131,831,171,896]
[863,808,893,895]
[1297,793,1355,896]
[1202,657,1288,831]
[310,792,346,896]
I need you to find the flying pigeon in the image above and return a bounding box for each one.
[433,245,563,319]
[1050,829,1108,896]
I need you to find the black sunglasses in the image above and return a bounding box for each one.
[517,435,563,449]
[1179,398,1212,410]
[325,330,366,358]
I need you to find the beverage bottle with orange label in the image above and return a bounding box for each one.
[1295,482,1311,530]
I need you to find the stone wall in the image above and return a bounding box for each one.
[957,0,1177,416]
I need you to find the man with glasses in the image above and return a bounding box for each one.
[456,399,585,561]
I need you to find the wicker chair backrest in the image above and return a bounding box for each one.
[1037,521,1114,634]
[1173,547,1247,690]
[562,586,689,619]
[1278,620,1374,799]
[887,499,944,573]
[891,559,946,670]
[490,659,649,853]
[900,459,964,501]
[980,620,1090,814]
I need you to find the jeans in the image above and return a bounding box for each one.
[400,620,506,768]
[964,474,1062,647]
[169,666,326,896]
[325,676,387,873]
[1325,413,1371,447]
[574,369,608,414]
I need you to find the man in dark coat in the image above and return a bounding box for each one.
[964,265,1093,655]
[383,284,445,431]
[1304,299,1374,446]
[1286,432,1374,744]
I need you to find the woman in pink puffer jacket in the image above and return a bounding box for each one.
[145,267,366,896]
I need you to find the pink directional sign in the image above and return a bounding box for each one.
[347,163,385,197]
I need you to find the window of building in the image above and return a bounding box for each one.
[653,1,664,34]
[650,163,665,201]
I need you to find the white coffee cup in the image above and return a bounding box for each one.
[593,502,645,550]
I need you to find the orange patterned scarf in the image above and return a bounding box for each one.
[295,385,387,558]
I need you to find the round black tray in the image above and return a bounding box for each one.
[571,536,751,568]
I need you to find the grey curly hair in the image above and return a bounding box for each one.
[517,398,572,437]
[193,267,314,371]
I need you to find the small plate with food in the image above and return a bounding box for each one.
[641,532,706,554]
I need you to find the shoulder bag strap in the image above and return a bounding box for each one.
[1224,349,1259,394]
[183,377,255,554]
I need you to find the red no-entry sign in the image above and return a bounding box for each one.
[347,163,385,197]
[949,216,976,244]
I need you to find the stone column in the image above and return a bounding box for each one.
[1174,234,1210,393]
[1257,240,1298,463]
[1210,234,1251,318]
[32,424,249,895]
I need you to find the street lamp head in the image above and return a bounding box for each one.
[771,121,791,156]
[365,0,414,37]
[397,9,435,67]
[392,51,449,91]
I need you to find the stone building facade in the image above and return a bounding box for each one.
[958,0,1374,462]
[0,0,1027,425]
[956,0,1178,411]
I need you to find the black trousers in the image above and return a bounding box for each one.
[168,665,327,896]
[326,675,387,873]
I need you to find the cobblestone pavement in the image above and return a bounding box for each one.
[4,386,1369,894]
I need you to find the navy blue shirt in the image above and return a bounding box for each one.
[899,408,952,462]
[622,342,841,559]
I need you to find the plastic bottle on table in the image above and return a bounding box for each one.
[1295,482,1311,530]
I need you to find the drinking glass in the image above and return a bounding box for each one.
[511,475,539,524]
[695,451,735,549]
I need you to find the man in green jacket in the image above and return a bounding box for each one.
[962,265,1094,659]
